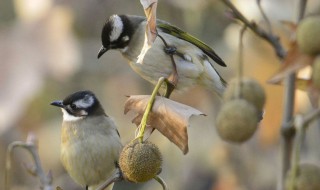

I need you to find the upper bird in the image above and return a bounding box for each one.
[97,14,227,97]
[51,90,122,190]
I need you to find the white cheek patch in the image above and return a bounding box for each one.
[109,15,123,42]
[74,95,94,109]
[62,109,83,122]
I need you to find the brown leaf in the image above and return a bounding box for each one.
[137,0,158,63]
[279,20,297,33]
[124,95,205,154]
[268,42,314,84]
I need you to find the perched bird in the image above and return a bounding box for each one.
[98,14,227,97]
[51,90,122,190]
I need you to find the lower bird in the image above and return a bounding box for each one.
[51,90,122,190]
[97,14,227,97]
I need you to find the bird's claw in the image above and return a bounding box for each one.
[164,46,177,55]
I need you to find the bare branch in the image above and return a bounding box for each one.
[154,175,168,190]
[220,0,286,59]
[279,0,308,189]
[297,0,308,22]
[5,133,53,190]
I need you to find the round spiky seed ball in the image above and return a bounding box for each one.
[285,163,320,190]
[297,16,320,55]
[312,56,320,88]
[216,99,259,143]
[119,141,162,183]
[223,77,266,111]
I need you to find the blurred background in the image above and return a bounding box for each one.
[1,0,320,189]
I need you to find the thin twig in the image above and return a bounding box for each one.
[236,25,247,98]
[157,33,178,98]
[301,108,320,127]
[96,168,123,190]
[220,0,286,59]
[5,133,53,190]
[154,175,168,190]
[256,0,273,34]
[297,0,308,21]
[279,0,308,189]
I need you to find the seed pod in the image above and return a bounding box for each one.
[297,16,320,55]
[223,77,266,112]
[119,141,162,183]
[285,163,320,190]
[216,99,259,143]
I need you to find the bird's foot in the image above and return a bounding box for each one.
[164,46,177,55]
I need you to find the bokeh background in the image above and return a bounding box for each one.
[1,0,320,190]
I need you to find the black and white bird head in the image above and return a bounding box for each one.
[51,90,105,122]
[98,15,134,58]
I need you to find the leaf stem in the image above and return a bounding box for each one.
[137,77,166,142]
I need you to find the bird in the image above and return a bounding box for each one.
[97,14,227,97]
[50,90,122,190]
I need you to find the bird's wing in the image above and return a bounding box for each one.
[157,23,226,67]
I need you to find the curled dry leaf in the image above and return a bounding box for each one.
[124,95,205,154]
[268,42,314,84]
[137,0,158,64]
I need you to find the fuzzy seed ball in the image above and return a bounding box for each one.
[297,16,320,55]
[119,141,162,183]
[216,99,259,143]
[285,163,320,190]
[312,56,320,88]
[223,77,266,111]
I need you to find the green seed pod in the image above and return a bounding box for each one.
[223,77,266,112]
[297,16,320,55]
[216,99,259,143]
[119,141,162,183]
[285,163,320,190]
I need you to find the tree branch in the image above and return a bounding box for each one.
[5,133,53,190]
[279,1,308,189]
[220,0,286,59]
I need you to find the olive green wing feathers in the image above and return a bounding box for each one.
[157,23,226,67]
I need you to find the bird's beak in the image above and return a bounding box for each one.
[97,46,109,59]
[50,100,64,108]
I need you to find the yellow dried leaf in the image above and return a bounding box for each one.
[124,95,205,154]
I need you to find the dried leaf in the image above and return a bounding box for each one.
[279,20,297,33]
[268,42,314,84]
[137,0,158,64]
[124,95,205,154]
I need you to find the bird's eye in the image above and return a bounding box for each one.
[122,36,129,42]
[70,104,77,109]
